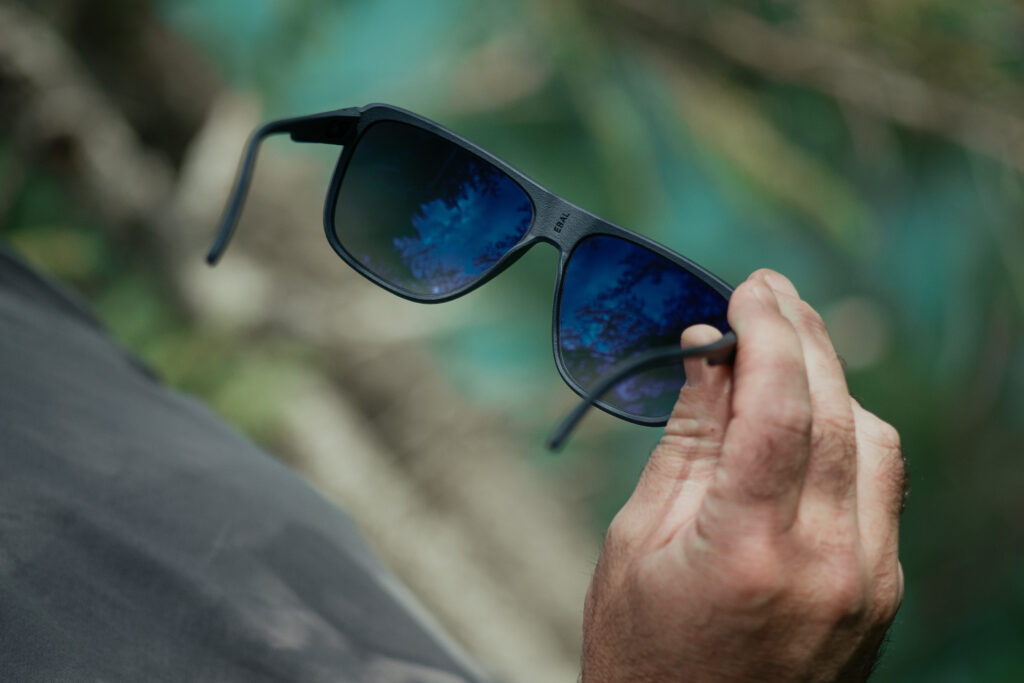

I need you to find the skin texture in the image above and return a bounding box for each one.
[581,269,905,682]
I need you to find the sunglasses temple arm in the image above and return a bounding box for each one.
[546,331,738,451]
[205,108,361,265]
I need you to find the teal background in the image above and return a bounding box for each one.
[4,0,1023,679]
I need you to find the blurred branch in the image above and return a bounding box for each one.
[22,0,221,165]
[0,1,174,227]
[610,0,1024,173]
[651,56,878,253]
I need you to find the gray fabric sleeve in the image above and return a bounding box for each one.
[0,243,488,683]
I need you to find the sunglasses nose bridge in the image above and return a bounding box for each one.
[528,195,602,255]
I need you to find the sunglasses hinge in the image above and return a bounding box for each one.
[288,113,359,146]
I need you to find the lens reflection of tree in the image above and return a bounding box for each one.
[393,159,531,295]
[560,238,729,416]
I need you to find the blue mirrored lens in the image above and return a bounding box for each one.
[558,235,730,419]
[333,120,534,297]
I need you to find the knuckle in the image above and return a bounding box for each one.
[764,397,813,438]
[664,411,720,440]
[661,414,724,455]
[827,566,868,617]
[875,582,903,621]
[652,437,720,480]
[603,508,641,559]
[720,539,789,604]
[876,421,903,453]
[860,410,902,454]
[869,562,905,620]
[856,410,908,515]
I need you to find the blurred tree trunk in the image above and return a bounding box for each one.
[0,3,596,682]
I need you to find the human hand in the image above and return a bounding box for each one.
[581,269,905,682]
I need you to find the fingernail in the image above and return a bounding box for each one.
[681,324,724,347]
[761,270,799,297]
[680,326,718,387]
[749,281,779,309]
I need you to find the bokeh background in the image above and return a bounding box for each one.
[2,0,1023,680]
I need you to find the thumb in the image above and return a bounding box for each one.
[634,325,733,502]
[663,324,732,450]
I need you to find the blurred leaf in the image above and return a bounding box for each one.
[7,225,105,284]
[658,61,879,255]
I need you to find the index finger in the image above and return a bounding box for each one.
[704,277,811,537]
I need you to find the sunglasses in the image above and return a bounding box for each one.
[206,103,736,448]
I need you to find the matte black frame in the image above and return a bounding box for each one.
[207,102,735,431]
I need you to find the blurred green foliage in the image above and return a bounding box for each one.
[1,143,312,446]
[4,0,1023,679]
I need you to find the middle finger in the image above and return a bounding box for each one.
[757,270,858,511]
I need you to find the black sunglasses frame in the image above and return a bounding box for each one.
[208,103,735,431]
